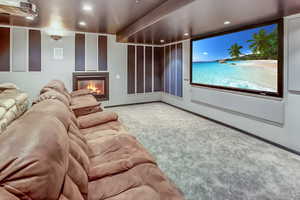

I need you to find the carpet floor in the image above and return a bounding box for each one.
[107,102,300,200]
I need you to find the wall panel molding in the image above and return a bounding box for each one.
[29,29,41,72]
[0,27,10,71]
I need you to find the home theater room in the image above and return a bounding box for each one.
[1,0,300,199]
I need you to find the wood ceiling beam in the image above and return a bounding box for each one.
[116,0,195,42]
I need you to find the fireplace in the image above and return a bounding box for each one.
[73,72,109,101]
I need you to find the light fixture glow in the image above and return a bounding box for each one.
[83,4,93,11]
[160,40,165,43]
[26,16,34,21]
[79,21,86,26]
[184,32,189,36]
[224,21,231,25]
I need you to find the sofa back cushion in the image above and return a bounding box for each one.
[0,112,69,200]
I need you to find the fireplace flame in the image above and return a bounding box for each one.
[87,81,102,94]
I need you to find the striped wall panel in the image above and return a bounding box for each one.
[12,28,28,72]
[29,30,41,72]
[0,27,10,72]
[75,34,108,72]
[136,46,144,93]
[145,46,153,93]
[86,34,98,71]
[127,45,136,94]
[176,43,183,97]
[98,35,107,71]
[170,44,176,95]
[75,33,85,71]
[154,47,164,91]
[163,43,183,97]
[164,46,170,93]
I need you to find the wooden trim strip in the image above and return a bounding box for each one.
[0,27,10,71]
[127,45,136,94]
[136,46,145,93]
[176,43,183,97]
[145,46,153,93]
[75,33,85,71]
[29,29,41,72]
[98,35,107,71]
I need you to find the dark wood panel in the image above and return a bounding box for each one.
[145,46,153,93]
[176,43,183,97]
[29,30,41,72]
[126,0,300,44]
[136,46,144,93]
[170,44,176,95]
[116,0,195,42]
[154,47,164,91]
[75,33,85,71]
[127,45,135,94]
[0,27,10,72]
[98,35,107,71]
[164,46,170,93]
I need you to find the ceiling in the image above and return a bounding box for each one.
[0,0,167,33]
[0,0,300,44]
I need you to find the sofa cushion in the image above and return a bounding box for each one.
[87,133,156,180]
[80,121,126,135]
[70,89,92,97]
[41,80,71,103]
[34,89,70,106]
[78,111,118,129]
[0,113,69,200]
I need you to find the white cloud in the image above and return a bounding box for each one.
[203,52,208,55]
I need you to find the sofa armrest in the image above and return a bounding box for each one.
[78,111,118,129]
[70,89,92,97]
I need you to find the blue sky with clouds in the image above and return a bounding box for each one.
[192,24,277,62]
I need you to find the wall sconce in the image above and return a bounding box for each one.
[50,35,63,41]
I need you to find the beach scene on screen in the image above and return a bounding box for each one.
[192,24,278,92]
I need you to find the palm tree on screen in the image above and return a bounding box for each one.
[228,43,243,58]
[247,29,270,57]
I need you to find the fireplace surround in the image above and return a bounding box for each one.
[73,72,109,101]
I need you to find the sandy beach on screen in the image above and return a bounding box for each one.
[237,60,277,68]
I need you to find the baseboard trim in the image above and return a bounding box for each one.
[161,101,300,156]
[104,101,161,108]
[105,100,300,156]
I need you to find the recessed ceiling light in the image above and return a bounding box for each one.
[83,4,92,11]
[79,21,86,26]
[26,16,34,21]
[224,21,231,25]
[160,40,165,43]
[135,0,141,3]
[184,32,189,36]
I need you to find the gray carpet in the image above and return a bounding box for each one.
[107,102,300,200]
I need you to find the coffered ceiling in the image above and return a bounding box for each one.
[0,0,300,44]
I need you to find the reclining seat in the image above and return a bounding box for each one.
[37,81,185,200]
[40,80,102,117]
[0,99,71,200]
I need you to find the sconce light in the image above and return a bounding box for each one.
[50,35,63,41]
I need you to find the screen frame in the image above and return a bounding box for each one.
[190,19,284,98]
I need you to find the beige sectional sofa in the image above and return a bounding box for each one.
[0,83,29,134]
[0,80,184,200]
